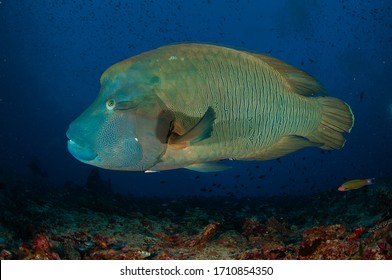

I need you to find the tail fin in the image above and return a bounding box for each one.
[307,97,354,149]
[367,178,376,185]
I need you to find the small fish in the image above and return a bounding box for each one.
[338,178,375,191]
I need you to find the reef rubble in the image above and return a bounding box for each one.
[0,176,391,260]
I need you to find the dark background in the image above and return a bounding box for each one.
[1,0,391,197]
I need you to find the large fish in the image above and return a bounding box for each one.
[66,44,354,172]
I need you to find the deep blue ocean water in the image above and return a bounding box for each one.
[1,0,391,198]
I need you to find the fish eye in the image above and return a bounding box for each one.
[106,99,115,110]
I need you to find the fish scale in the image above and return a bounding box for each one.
[154,45,320,163]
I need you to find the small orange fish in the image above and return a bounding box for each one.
[338,178,375,191]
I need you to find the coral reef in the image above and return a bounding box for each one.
[0,177,391,260]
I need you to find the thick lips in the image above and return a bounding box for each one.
[66,130,97,161]
[67,139,97,161]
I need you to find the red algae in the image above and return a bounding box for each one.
[242,217,267,239]
[185,222,221,248]
[17,233,61,260]
[303,224,346,240]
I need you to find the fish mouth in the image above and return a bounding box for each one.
[66,131,97,162]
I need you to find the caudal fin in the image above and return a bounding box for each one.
[307,97,354,149]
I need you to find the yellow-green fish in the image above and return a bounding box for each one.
[66,43,354,172]
[338,178,375,191]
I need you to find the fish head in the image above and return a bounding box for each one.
[337,185,348,191]
[66,61,171,171]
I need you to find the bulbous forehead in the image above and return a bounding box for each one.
[99,60,161,102]
[100,48,160,86]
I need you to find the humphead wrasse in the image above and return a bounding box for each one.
[66,44,354,172]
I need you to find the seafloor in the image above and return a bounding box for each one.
[0,169,391,260]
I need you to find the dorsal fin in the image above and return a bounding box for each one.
[249,53,326,96]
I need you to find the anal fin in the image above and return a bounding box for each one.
[184,162,231,172]
[245,135,321,160]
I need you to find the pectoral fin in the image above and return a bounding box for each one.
[168,107,216,149]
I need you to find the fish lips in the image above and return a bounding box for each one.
[66,131,98,162]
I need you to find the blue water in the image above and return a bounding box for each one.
[1,0,391,197]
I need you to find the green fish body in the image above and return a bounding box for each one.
[338,178,375,191]
[66,44,354,172]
